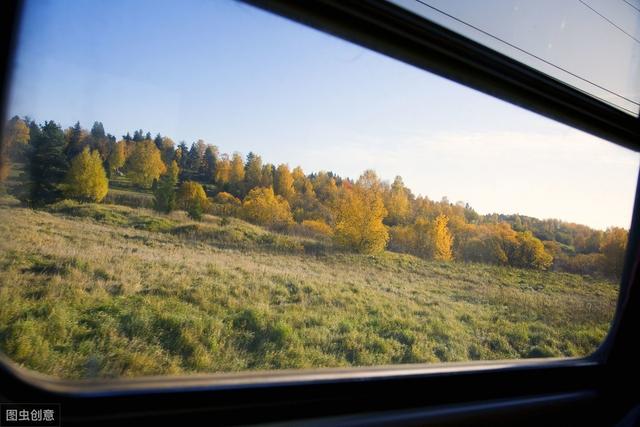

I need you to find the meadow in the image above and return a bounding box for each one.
[0,192,618,379]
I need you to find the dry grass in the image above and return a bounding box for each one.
[0,194,618,379]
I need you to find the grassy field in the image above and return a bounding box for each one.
[0,193,618,379]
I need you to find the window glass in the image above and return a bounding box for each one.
[390,0,640,116]
[0,0,638,379]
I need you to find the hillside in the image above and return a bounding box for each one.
[0,194,618,379]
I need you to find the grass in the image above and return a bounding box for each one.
[0,194,619,379]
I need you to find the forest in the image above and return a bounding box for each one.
[1,116,627,280]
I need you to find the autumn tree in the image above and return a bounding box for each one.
[312,171,338,204]
[3,116,30,163]
[432,214,453,261]
[601,227,628,278]
[274,164,295,202]
[107,140,127,175]
[333,171,389,254]
[260,163,275,188]
[512,231,552,270]
[242,186,293,229]
[153,160,179,213]
[125,140,166,188]
[229,152,245,194]
[211,191,241,217]
[177,180,209,220]
[215,155,231,187]
[62,147,108,202]
[384,176,411,226]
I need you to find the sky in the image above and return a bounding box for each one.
[6,0,640,230]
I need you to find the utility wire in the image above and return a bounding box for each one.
[578,0,640,44]
[411,0,640,110]
[622,0,640,14]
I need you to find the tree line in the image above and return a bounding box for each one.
[0,117,629,279]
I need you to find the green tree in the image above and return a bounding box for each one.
[27,121,69,206]
[125,140,167,188]
[244,152,263,191]
[63,147,108,202]
[153,160,179,213]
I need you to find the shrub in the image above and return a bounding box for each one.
[242,187,293,230]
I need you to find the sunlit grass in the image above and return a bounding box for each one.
[0,194,618,379]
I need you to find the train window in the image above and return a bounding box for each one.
[0,0,638,381]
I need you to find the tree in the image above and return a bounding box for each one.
[432,214,453,261]
[384,176,410,226]
[215,154,231,187]
[153,160,179,213]
[511,231,553,270]
[312,171,338,204]
[125,140,166,188]
[27,121,69,206]
[274,164,295,202]
[228,152,245,195]
[260,163,274,188]
[203,145,218,182]
[176,181,209,220]
[210,191,241,217]
[244,152,263,191]
[242,186,293,229]
[601,227,628,278]
[107,140,127,174]
[62,147,108,202]
[3,116,30,163]
[333,171,388,254]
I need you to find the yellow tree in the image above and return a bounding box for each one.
[513,231,553,270]
[108,140,127,174]
[385,175,411,225]
[274,163,295,202]
[432,214,453,261]
[229,152,245,186]
[333,171,388,254]
[176,180,209,220]
[63,147,109,202]
[242,186,293,229]
[215,155,231,186]
[125,140,166,188]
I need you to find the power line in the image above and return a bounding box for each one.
[411,0,640,111]
[578,0,640,44]
[622,0,640,14]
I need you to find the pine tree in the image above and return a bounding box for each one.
[28,121,69,206]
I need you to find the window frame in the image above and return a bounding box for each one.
[0,0,638,424]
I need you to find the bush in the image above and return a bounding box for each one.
[301,219,333,238]
[176,181,209,220]
[242,187,293,230]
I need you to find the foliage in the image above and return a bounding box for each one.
[153,161,179,213]
[333,171,388,254]
[107,140,127,174]
[600,227,628,279]
[301,219,334,237]
[63,148,109,203]
[432,214,454,261]
[274,164,295,202]
[242,187,293,229]
[210,191,241,217]
[176,181,209,220]
[26,121,69,206]
[125,140,167,188]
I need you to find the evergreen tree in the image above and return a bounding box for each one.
[28,121,69,206]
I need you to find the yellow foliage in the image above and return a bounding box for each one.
[601,227,628,278]
[63,148,109,202]
[176,181,210,213]
[229,152,245,185]
[242,187,293,229]
[215,156,231,185]
[333,174,388,254]
[274,164,295,202]
[211,191,241,217]
[108,140,127,172]
[125,140,166,188]
[432,214,453,261]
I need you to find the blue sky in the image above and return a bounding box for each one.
[7,0,640,230]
